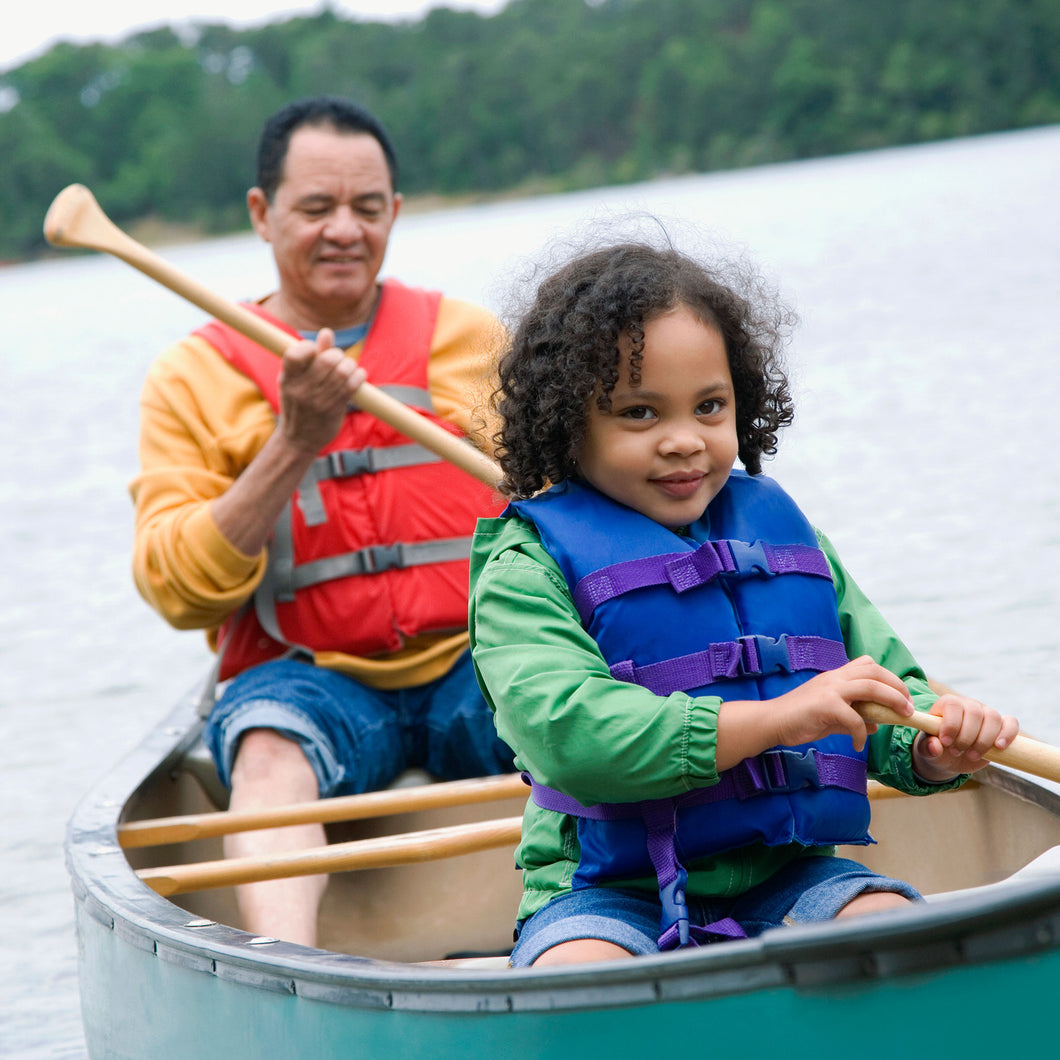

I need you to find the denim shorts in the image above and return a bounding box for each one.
[509,855,922,967]
[203,652,513,797]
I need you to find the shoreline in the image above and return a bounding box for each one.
[123,179,568,249]
[13,180,564,265]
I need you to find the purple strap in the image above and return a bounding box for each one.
[527,749,864,951]
[658,917,748,951]
[572,539,830,624]
[610,633,848,696]
[641,802,690,945]
[526,749,866,822]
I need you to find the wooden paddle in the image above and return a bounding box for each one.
[856,702,1060,785]
[138,815,524,897]
[42,183,504,490]
[118,771,529,849]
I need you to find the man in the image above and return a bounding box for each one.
[131,96,513,947]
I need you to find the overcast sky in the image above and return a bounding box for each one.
[1,0,508,73]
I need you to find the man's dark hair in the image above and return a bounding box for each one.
[256,96,400,200]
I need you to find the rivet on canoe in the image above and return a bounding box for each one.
[185,919,215,929]
[248,936,279,945]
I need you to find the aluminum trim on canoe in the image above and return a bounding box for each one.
[66,683,1060,1017]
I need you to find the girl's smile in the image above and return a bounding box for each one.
[652,472,707,499]
[574,305,739,528]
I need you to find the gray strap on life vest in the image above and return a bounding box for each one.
[298,443,441,526]
[299,382,437,526]
[251,502,317,655]
[252,500,471,649]
[195,599,254,719]
[352,385,435,412]
[283,536,472,595]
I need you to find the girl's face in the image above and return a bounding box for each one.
[575,305,738,529]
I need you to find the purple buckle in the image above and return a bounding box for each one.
[659,866,690,948]
[723,539,773,576]
[740,634,790,674]
[733,749,822,798]
[763,749,821,792]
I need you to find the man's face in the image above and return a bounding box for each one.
[248,124,401,330]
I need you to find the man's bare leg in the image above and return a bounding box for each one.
[224,728,329,947]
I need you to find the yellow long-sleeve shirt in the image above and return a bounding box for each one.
[130,290,506,690]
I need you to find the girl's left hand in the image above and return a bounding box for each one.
[911,694,1020,781]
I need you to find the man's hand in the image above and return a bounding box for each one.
[279,328,367,455]
[210,329,367,556]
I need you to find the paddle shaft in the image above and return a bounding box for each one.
[856,701,1060,785]
[119,771,529,849]
[43,184,503,489]
[139,815,524,897]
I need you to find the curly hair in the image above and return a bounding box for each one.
[493,241,796,498]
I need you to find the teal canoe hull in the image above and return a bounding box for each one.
[74,885,1060,1058]
[68,687,1060,1058]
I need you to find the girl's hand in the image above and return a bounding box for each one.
[716,656,914,769]
[911,694,1020,782]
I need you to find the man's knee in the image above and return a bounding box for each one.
[231,728,318,794]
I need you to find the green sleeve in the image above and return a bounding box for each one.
[469,517,721,805]
[819,529,967,795]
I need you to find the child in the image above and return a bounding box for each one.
[468,240,1019,968]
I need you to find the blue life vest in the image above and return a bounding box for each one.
[508,473,871,948]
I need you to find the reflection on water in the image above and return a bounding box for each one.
[1,124,1058,1056]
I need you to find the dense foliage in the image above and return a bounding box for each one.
[2,0,1058,261]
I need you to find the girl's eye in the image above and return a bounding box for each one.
[620,405,656,421]
[697,399,724,416]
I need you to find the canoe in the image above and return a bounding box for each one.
[68,680,1060,1058]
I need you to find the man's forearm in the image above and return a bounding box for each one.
[210,426,318,555]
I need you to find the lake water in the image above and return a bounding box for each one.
[2,124,1058,1057]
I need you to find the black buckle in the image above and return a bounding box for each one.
[363,543,405,573]
[328,449,375,477]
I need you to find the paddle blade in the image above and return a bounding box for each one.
[43,184,117,251]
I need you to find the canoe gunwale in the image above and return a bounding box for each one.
[66,681,1060,1017]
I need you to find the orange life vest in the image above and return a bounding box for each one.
[195,279,504,680]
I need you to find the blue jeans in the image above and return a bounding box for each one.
[203,652,513,797]
[509,855,922,966]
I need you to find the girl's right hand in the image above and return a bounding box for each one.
[716,656,914,769]
[767,656,914,752]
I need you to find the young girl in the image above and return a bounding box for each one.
[468,241,1019,968]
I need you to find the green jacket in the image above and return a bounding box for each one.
[469,512,965,923]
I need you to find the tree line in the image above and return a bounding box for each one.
[2,0,1057,262]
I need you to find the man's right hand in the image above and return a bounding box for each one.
[279,328,368,454]
[210,329,367,557]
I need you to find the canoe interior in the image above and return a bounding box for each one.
[120,744,1060,964]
